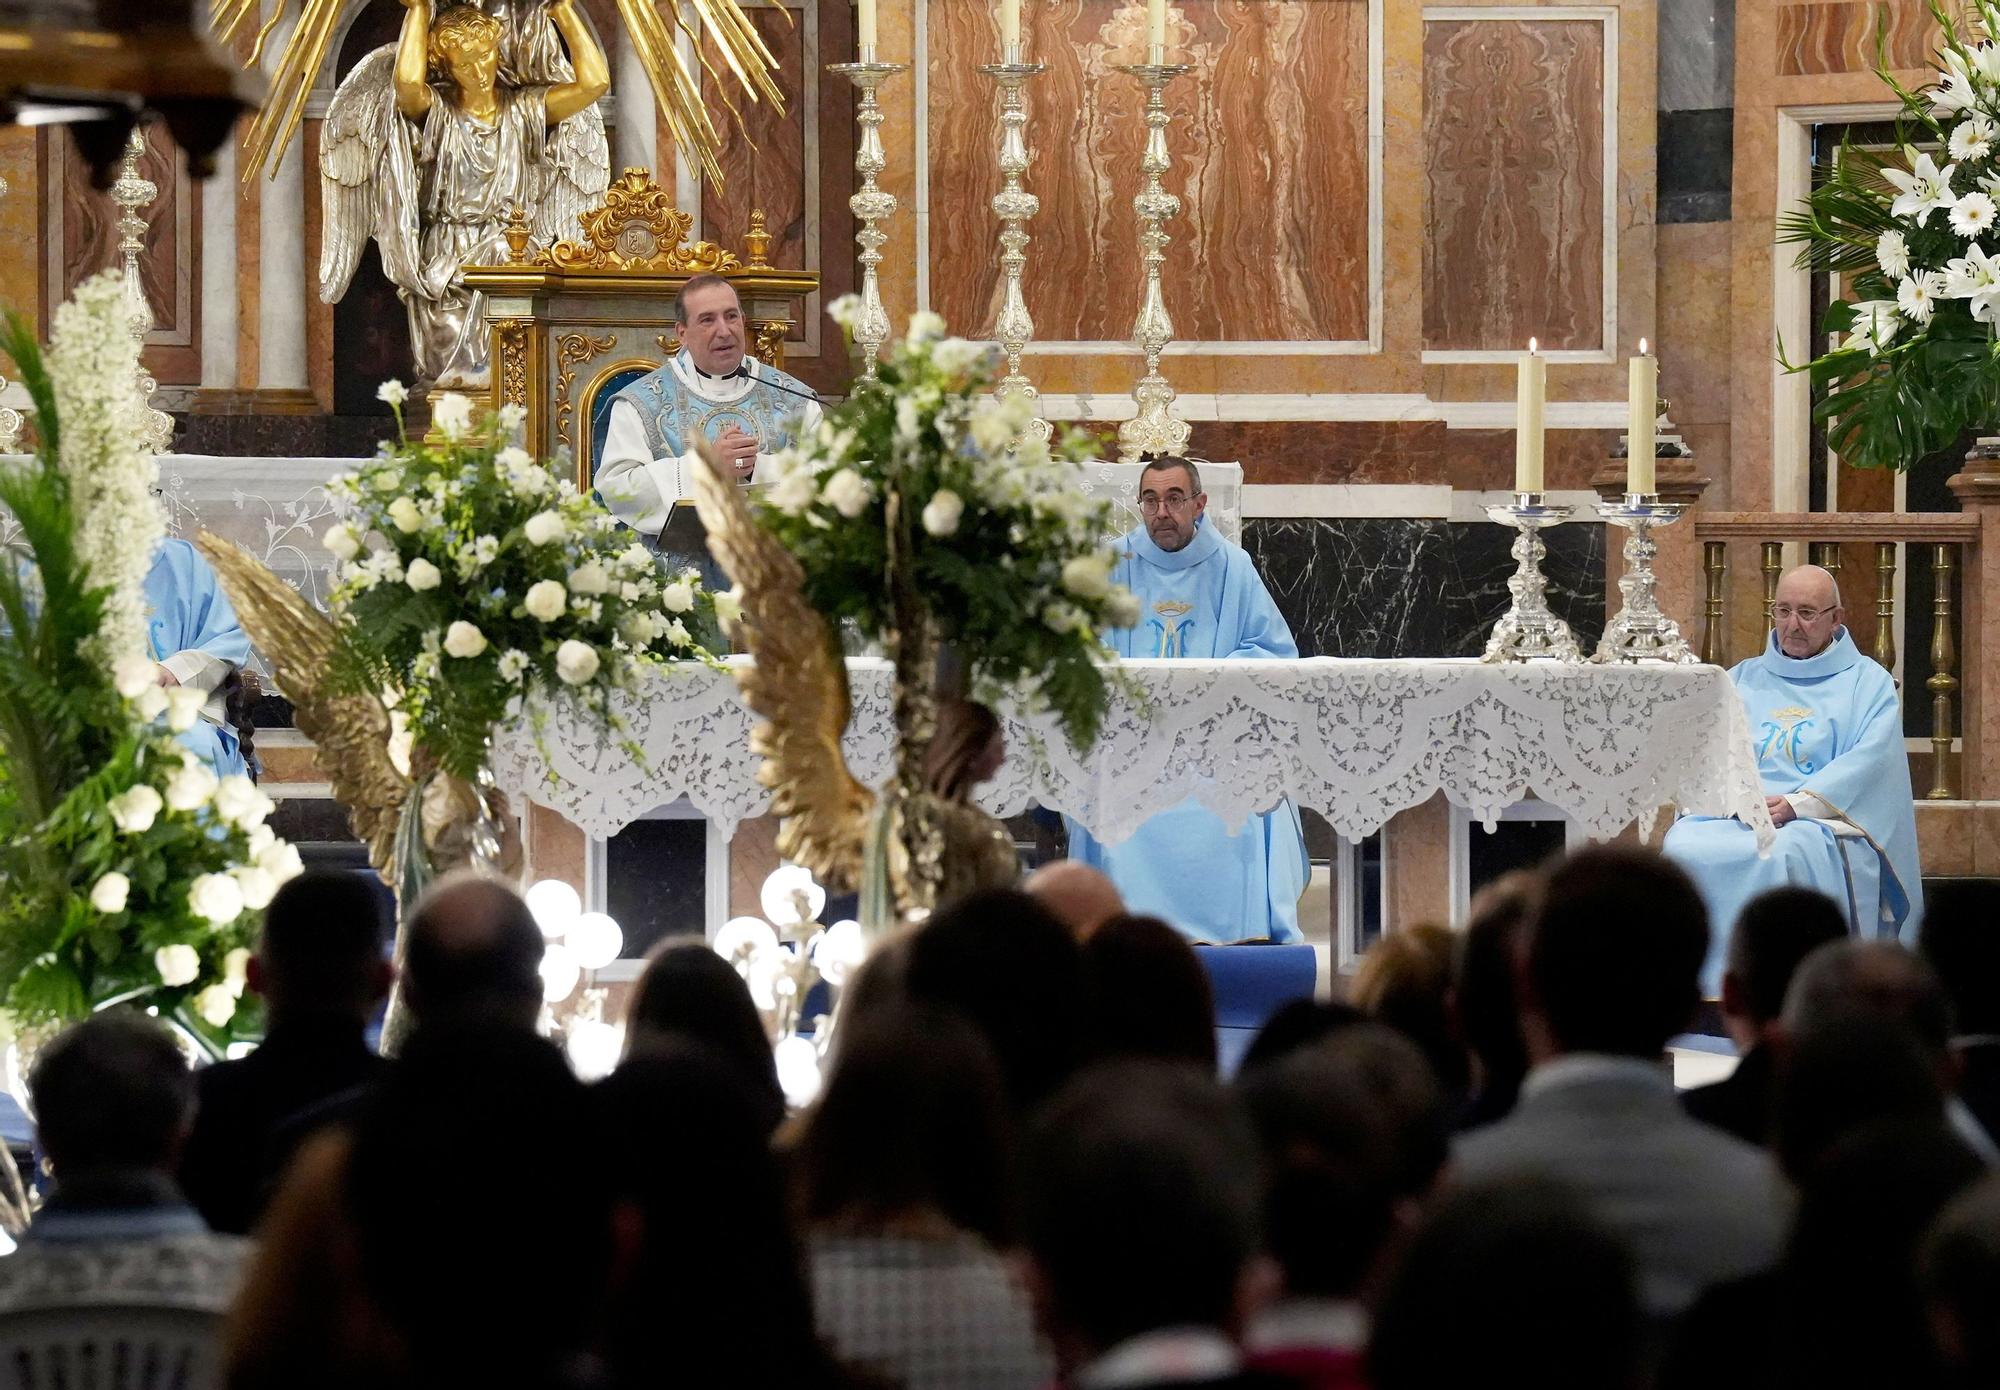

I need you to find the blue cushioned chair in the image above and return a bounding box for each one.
[1192,943,1318,1077]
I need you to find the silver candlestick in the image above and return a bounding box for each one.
[828,52,909,382]
[1592,495,1695,663]
[1115,61,1193,463]
[111,126,174,452]
[0,166,18,454]
[978,50,1051,442]
[1482,494,1582,663]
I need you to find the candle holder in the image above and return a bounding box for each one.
[0,166,18,454]
[978,53,1051,442]
[1482,494,1583,663]
[111,127,173,452]
[1114,61,1193,463]
[828,53,910,382]
[1592,494,1696,664]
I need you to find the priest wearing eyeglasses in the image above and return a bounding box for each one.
[1062,457,1309,944]
[1663,564,1922,993]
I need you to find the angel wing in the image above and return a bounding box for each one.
[318,44,422,304]
[537,104,612,248]
[194,533,412,875]
[689,446,875,892]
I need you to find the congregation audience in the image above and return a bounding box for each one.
[1022,859,1126,941]
[179,868,392,1235]
[1680,884,1847,1144]
[20,845,2000,1389]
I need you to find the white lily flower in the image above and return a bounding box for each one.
[1841,299,1903,355]
[1883,150,1960,226]
[1945,240,2000,300]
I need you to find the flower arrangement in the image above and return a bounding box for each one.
[0,275,301,1051]
[1781,0,2000,469]
[324,389,724,784]
[758,302,1137,747]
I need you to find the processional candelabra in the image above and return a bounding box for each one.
[0,167,19,453]
[1116,55,1193,463]
[978,46,1051,441]
[829,47,908,382]
[111,128,175,452]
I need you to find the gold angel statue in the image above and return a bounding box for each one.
[688,447,1019,923]
[319,0,611,386]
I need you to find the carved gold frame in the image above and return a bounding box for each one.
[577,357,669,491]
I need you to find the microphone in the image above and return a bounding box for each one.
[730,361,822,406]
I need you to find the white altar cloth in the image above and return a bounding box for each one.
[490,657,1776,850]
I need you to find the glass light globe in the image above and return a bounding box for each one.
[525,880,583,939]
[565,1019,624,1081]
[714,915,780,965]
[539,941,581,1004]
[568,912,624,971]
[773,1033,823,1108]
[745,948,784,1011]
[810,918,868,989]
[760,864,826,930]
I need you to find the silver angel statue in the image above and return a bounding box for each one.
[319,0,611,386]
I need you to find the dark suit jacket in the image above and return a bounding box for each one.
[177,1019,386,1235]
[1681,1044,1776,1146]
[1954,1040,2000,1150]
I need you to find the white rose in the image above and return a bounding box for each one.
[922,488,964,537]
[213,775,271,830]
[618,543,653,571]
[193,983,238,1029]
[113,654,157,699]
[245,823,277,860]
[108,784,164,835]
[524,579,568,622]
[154,943,201,986]
[906,310,947,344]
[555,639,601,685]
[90,872,130,914]
[189,872,246,925]
[1106,589,1142,628]
[163,686,205,733]
[523,511,567,545]
[497,402,528,434]
[431,391,474,439]
[567,561,609,595]
[388,497,424,533]
[932,337,987,375]
[1062,554,1112,600]
[714,587,744,626]
[223,946,252,995]
[164,758,219,812]
[256,840,305,884]
[444,620,489,658]
[132,685,169,721]
[405,557,442,591]
[768,468,817,516]
[322,522,362,561]
[663,617,692,648]
[231,864,278,911]
[827,293,864,332]
[662,579,694,614]
[821,468,873,519]
[377,379,409,407]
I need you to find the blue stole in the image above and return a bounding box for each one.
[610,352,817,461]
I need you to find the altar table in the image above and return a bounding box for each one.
[490,658,1777,850]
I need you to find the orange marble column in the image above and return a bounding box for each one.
[1383,794,1453,931]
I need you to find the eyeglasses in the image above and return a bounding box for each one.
[1138,491,1195,514]
[1772,604,1832,623]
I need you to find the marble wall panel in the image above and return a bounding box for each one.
[0,129,39,327]
[701,5,808,273]
[1181,418,1619,488]
[926,0,1371,344]
[52,123,200,384]
[1776,0,1939,77]
[1422,18,1605,352]
[1244,516,1607,658]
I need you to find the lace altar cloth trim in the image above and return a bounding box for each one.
[490,657,1777,849]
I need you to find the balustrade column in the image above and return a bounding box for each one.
[1702,542,1727,665]
[1874,542,1897,670]
[1928,544,1959,800]
[1948,448,2000,799]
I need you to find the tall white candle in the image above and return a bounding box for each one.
[1000,0,1021,51]
[1515,339,1546,494]
[1148,0,1167,52]
[859,0,877,51]
[1628,340,1657,496]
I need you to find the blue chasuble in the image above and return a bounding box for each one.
[608,351,818,464]
[1662,628,1921,993]
[1064,520,1309,943]
[143,539,251,777]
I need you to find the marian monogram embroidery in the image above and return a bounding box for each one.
[1151,600,1194,658]
[1757,705,1818,773]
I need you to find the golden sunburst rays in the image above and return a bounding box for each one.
[221,0,785,190]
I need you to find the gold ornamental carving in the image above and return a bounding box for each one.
[555,331,619,440]
[536,169,745,273]
[491,318,532,409]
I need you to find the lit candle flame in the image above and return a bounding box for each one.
[1528,337,1538,354]
[1639,337,1649,355]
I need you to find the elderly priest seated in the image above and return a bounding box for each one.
[1663,564,1922,993]
[1063,457,1308,943]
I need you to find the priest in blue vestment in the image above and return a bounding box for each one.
[596,273,822,537]
[1064,458,1308,943]
[1663,564,1921,993]
[144,538,252,777]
